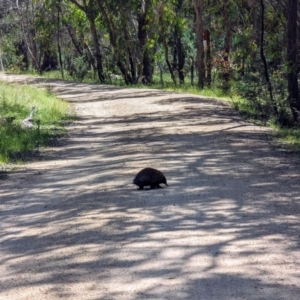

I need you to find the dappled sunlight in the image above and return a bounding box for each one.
[0,74,299,299]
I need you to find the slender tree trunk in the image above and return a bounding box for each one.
[204,0,212,85]
[63,22,83,56]
[69,0,105,82]
[57,0,64,79]
[174,26,185,84]
[287,0,300,122]
[190,57,194,85]
[222,2,231,92]
[16,0,41,72]
[158,5,177,85]
[0,50,4,72]
[193,0,205,89]
[87,9,105,82]
[95,0,133,83]
[204,29,211,86]
[259,0,278,117]
[162,33,177,85]
[123,19,138,82]
[158,62,164,87]
[137,0,153,83]
[173,0,185,84]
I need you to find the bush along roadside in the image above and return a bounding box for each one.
[0,80,74,165]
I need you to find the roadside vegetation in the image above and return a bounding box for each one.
[41,70,300,150]
[0,0,299,150]
[0,81,74,165]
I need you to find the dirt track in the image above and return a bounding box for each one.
[0,73,300,300]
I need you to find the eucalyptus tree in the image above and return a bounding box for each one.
[259,0,279,117]
[232,0,299,124]
[193,0,205,89]
[59,1,98,80]
[137,0,154,83]
[16,0,43,72]
[286,0,300,122]
[56,0,64,78]
[156,0,177,85]
[68,0,105,82]
[93,0,135,83]
[94,0,158,84]
[172,0,188,84]
[221,0,231,91]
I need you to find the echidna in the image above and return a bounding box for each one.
[133,167,169,190]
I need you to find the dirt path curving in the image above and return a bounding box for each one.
[0,73,299,299]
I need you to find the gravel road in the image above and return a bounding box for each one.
[0,73,300,299]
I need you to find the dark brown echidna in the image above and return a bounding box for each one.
[133,167,169,190]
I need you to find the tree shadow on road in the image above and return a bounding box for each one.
[0,76,299,299]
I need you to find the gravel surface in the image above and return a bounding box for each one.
[0,73,300,300]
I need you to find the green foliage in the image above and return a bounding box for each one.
[68,55,90,81]
[274,127,300,150]
[0,81,74,164]
[0,0,298,131]
[0,18,23,72]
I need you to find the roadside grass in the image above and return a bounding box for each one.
[271,126,300,149]
[14,70,300,151]
[0,80,74,165]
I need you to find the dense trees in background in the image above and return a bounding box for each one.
[0,0,299,126]
[287,0,300,121]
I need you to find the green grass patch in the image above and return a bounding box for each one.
[272,126,300,149]
[147,81,232,101]
[27,70,233,100]
[41,70,77,82]
[0,81,74,164]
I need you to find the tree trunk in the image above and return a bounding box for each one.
[158,62,164,86]
[193,0,205,89]
[41,52,57,71]
[63,22,83,56]
[86,8,105,82]
[95,0,133,83]
[259,0,278,117]
[137,0,153,83]
[174,26,185,84]
[57,0,64,79]
[173,0,185,84]
[15,41,29,70]
[0,50,4,72]
[69,0,105,82]
[203,29,211,86]
[222,2,231,92]
[16,0,41,73]
[287,0,300,122]
[190,57,194,85]
[158,4,177,85]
